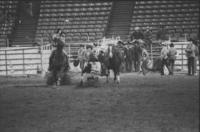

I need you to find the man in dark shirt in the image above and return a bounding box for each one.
[130,27,144,42]
[144,26,152,48]
[156,25,168,41]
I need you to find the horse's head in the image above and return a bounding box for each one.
[108,45,113,58]
[55,38,64,51]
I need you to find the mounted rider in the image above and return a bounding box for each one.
[143,26,153,48]
[130,27,145,45]
[156,25,169,44]
[48,28,68,71]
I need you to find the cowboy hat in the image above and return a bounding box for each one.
[134,27,140,30]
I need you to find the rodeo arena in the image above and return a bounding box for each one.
[0,0,199,132]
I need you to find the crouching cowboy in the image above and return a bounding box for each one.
[80,45,101,84]
[83,45,100,74]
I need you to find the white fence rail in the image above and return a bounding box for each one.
[0,43,90,76]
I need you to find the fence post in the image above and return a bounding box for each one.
[22,49,25,74]
[5,50,8,76]
[68,43,71,62]
[39,46,43,74]
[181,44,183,71]
[150,43,153,61]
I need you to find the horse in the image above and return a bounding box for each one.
[47,38,69,86]
[133,42,143,72]
[123,40,143,72]
[98,44,124,83]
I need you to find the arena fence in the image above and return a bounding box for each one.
[149,41,199,72]
[0,43,90,76]
[0,42,198,76]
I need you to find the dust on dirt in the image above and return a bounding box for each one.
[0,72,199,132]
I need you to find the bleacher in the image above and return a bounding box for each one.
[130,0,199,41]
[35,1,113,44]
[0,0,18,47]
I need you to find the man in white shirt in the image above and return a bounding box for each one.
[160,44,170,75]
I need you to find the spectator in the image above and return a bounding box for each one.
[160,43,170,75]
[190,39,199,75]
[185,41,197,75]
[167,43,177,75]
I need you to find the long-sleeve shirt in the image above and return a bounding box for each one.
[185,43,196,58]
[130,31,144,40]
[168,47,177,60]
[156,29,168,40]
[160,47,169,59]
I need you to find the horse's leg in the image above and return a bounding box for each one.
[58,67,66,85]
[80,71,84,86]
[130,59,133,72]
[56,69,62,86]
[116,73,120,84]
[141,61,147,75]
[137,59,142,72]
[139,59,142,72]
[80,62,87,86]
[115,71,120,84]
[52,70,57,85]
[113,70,117,82]
[106,69,110,83]
[134,60,137,72]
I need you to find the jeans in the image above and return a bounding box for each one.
[161,58,170,75]
[194,57,198,74]
[188,57,195,75]
[168,59,175,75]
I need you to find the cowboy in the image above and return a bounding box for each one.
[190,39,199,75]
[160,43,170,75]
[185,41,197,75]
[52,28,65,46]
[156,25,168,42]
[167,43,177,75]
[48,29,66,71]
[130,27,144,42]
[144,26,152,48]
[83,45,100,75]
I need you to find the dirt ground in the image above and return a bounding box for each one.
[0,72,199,132]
